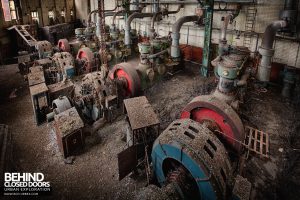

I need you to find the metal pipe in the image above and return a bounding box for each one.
[284,0,296,10]
[138,0,254,4]
[130,0,140,11]
[258,20,288,82]
[149,5,182,38]
[261,20,287,49]
[112,10,126,27]
[147,48,169,59]
[139,0,199,5]
[125,12,155,45]
[171,15,200,59]
[220,14,233,42]
[87,5,118,27]
[236,68,251,86]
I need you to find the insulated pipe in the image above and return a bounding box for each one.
[125,12,155,45]
[171,15,199,59]
[257,20,287,82]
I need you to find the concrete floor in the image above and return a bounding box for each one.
[0,63,299,200]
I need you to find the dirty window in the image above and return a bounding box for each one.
[9,0,16,20]
[31,11,39,24]
[48,10,54,19]
[1,0,11,21]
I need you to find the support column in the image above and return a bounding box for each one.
[201,0,214,77]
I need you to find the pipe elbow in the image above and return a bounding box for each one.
[261,20,287,49]
[172,15,199,33]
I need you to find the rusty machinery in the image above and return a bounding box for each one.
[135,44,266,199]
[73,72,118,123]
[149,118,253,200]
[108,38,172,96]
[118,96,160,181]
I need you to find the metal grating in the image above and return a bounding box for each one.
[244,126,269,158]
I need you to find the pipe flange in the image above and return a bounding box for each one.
[258,46,275,57]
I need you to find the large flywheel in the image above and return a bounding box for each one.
[76,47,94,73]
[58,39,70,52]
[180,95,245,152]
[110,62,141,97]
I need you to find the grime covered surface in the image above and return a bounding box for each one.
[0,62,299,200]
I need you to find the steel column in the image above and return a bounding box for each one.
[201,0,214,77]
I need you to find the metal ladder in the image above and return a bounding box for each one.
[243,2,257,48]
[8,25,37,47]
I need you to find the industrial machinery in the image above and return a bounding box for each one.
[73,71,118,123]
[118,96,160,181]
[151,118,234,200]
[53,107,85,158]
[45,52,75,84]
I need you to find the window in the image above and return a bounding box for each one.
[61,10,65,18]
[48,10,54,19]
[31,11,39,24]
[1,0,17,21]
[9,0,16,20]
[70,9,74,20]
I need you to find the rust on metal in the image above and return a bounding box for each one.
[232,175,251,200]
[29,83,48,96]
[244,126,269,158]
[157,119,233,199]
[48,81,75,100]
[28,71,45,86]
[35,58,52,66]
[29,66,43,73]
[124,96,160,130]
[54,107,84,137]
[118,145,138,180]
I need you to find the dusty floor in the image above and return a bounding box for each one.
[0,62,299,200]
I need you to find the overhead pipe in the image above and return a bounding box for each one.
[171,15,200,59]
[111,10,126,30]
[87,5,118,27]
[111,6,146,30]
[257,20,288,82]
[125,12,155,46]
[138,0,254,4]
[149,5,182,38]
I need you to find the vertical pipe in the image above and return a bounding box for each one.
[201,0,214,77]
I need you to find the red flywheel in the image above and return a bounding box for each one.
[181,95,245,152]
